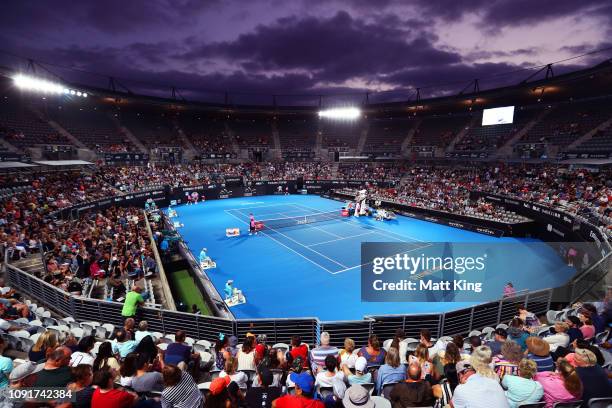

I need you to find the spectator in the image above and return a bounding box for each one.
[526,337,554,372]
[375,347,406,394]
[358,335,386,368]
[118,352,138,388]
[220,356,249,390]
[237,335,257,371]
[121,285,144,320]
[69,335,96,367]
[8,361,41,389]
[419,328,443,357]
[407,344,433,380]
[341,356,372,385]
[487,328,508,356]
[577,313,595,340]
[290,335,309,370]
[0,338,12,388]
[310,332,338,373]
[161,365,203,408]
[214,334,230,371]
[565,316,584,344]
[28,331,58,363]
[451,348,509,408]
[389,363,434,408]
[434,342,461,390]
[507,318,530,352]
[255,334,268,362]
[535,358,583,408]
[131,352,164,393]
[135,335,159,365]
[112,329,137,358]
[67,364,95,408]
[165,330,200,373]
[343,385,375,408]
[390,329,409,365]
[91,368,136,408]
[135,320,154,343]
[516,305,540,327]
[273,372,323,408]
[338,338,356,368]
[573,348,612,407]
[543,322,570,352]
[467,335,482,355]
[493,341,523,380]
[315,355,344,387]
[501,359,544,408]
[92,342,120,372]
[35,346,73,387]
[246,366,282,408]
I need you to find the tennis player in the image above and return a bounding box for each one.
[249,213,258,235]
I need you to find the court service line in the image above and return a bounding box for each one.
[224,202,298,212]
[307,231,379,247]
[224,210,337,274]
[230,207,349,269]
[330,242,433,275]
[290,203,427,243]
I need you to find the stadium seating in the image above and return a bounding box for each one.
[362,118,414,155]
[321,120,364,149]
[410,114,471,148]
[230,118,273,148]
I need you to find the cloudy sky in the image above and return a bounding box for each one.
[1,0,611,103]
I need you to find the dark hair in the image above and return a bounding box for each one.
[162,365,183,387]
[324,354,337,372]
[175,330,186,343]
[77,336,96,353]
[136,352,152,370]
[242,336,255,354]
[135,335,158,363]
[368,334,380,350]
[469,336,482,349]
[420,329,431,341]
[215,336,228,353]
[494,328,508,339]
[93,342,115,371]
[444,342,461,365]
[567,316,581,327]
[452,335,464,350]
[291,335,301,347]
[120,353,139,377]
[115,329,127,342]
[92,368,114,389]
[390,329,405,351]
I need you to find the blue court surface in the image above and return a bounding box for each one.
[169,195,576,321]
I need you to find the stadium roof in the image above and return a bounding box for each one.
[0,161,39,169]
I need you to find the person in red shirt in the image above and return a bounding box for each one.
[91,368,137,408]
[272,372,323,408]
[289,336,309,370]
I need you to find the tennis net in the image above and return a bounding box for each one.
[257,210,342,230]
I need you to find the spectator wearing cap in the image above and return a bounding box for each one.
[341,356,372,385]
[389,363,434,408]
[311,332,339,373]
[375,347,406,394]
[535,358,583,408]
[67,364,95,408]
[573,348,611,407]
[35,346,73,388]
[526,337,554,372]
[543,322,570,352]
[161,365,203,408]
[343,385,375,408]
[273,372,324,408]
[501,359,544,408]
[493,341,523,380]
[315,355,345,388]
[8,361,42,389]
[246,366,282,408]
[487,328,508,356]
[451,346,509,408]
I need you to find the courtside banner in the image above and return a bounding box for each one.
[361,242,597,302]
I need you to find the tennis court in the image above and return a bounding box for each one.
[169,195,576,320]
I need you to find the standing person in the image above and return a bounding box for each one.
[121,285,145,321]
[249,213,258,235]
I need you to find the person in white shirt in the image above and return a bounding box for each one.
[543,322,570,352]
[219,356,249,390]
[315,355,345,387]
[452,346,509,408]
[69,336,96,367]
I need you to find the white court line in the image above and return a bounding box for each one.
[330,242,433,275]
[307,231,379,247]
[224,202,299,212]
[291,203,426,243]
[229,208,348,269]
[224,209,336,274]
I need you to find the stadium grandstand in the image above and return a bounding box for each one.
[0,2,611,408]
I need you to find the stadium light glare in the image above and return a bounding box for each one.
[318,107,361,120]
[13,74,89,98]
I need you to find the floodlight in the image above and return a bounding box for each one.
[82,92,88,97]
[13,74,63,94]
[70,90,76,95]
[318,107,361,120]
[76,91,82,97]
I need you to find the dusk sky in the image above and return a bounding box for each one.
[1,0,611,103]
